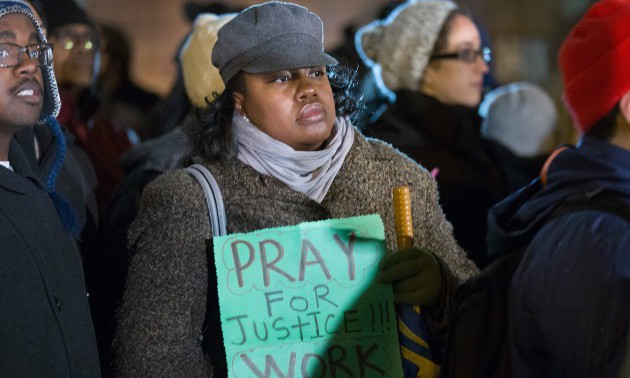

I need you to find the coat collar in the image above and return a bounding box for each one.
[391,90,483,151]
[0,139,46,194]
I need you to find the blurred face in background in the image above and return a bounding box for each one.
[420,14,489,107]
[48,23,98,88]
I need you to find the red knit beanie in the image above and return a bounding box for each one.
[559,0,630,133]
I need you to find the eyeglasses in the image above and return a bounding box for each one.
[430,47,492,64]
[0,43,53,67]
[51,30,100,51]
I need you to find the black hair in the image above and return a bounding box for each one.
[184,64,361,162]
[586,103,620,141]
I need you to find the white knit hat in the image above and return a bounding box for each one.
[479,82,558,158]
[355,0,457,92]
[180,13,236,108]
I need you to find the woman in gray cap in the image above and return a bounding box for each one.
[357,0,507,269]
[114,2,477,377]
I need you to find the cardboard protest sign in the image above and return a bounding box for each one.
[213,214,404,377]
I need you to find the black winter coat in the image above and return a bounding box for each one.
[364,91,507,267]
[0,140,101,377]
[14,125,98,234]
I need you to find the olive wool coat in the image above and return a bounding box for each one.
[114,130,478,377]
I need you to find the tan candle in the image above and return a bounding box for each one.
[393,186,413,249]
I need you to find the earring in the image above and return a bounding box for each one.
[235,103,251,123]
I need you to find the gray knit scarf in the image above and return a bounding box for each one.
[232,113,355,203]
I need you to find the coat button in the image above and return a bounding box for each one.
[55,297,62,312]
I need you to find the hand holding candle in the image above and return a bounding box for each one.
[378,185,444,306]
[388,187,441,374]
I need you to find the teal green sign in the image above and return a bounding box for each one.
[213,214,403,377]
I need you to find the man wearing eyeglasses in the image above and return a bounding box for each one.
[0,0,101,376]
[13,0,99,245]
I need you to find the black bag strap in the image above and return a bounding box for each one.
[502,191,630,274]
[547,191,630,224]
[539,146,630,223]
[504,191,630,257]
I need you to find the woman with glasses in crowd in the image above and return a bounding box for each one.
[357,0,507,268]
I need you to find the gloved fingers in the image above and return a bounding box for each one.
[378,247,435,283]
[387,250,443,306]
[391,275,426,293]
[392,288,436,306]
[377,259,421,283]
[378,247,425,271]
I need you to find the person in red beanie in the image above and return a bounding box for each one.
[484,0,630,376]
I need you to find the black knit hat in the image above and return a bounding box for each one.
[41,0,93,32]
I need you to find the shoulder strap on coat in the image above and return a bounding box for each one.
[548,191,630,224]
[185,163,226,236]
[185,163,228,371]
[540,145,571,187]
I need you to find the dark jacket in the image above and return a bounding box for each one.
[94,127,188,376]
[57,85,133,219]
[14,125,98,234]
[485,139,548,195]
[0,140,101,377]
[487,137,630,377]
[365,91,506,267]
[103,127,188,271]
[15,123,107,374]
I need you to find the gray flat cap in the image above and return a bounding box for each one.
[212,1,338,84]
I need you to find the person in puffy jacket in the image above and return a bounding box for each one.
[487,1,630,376]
